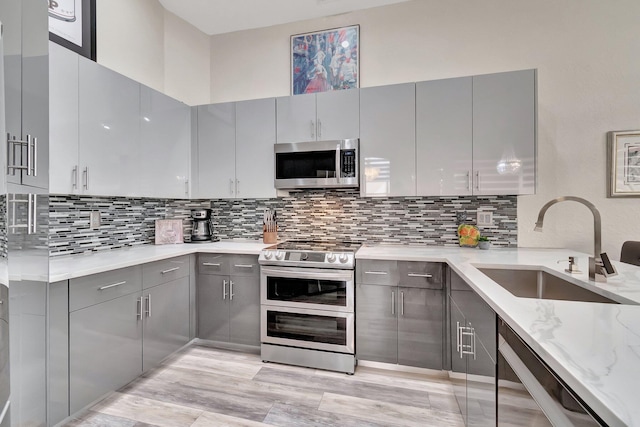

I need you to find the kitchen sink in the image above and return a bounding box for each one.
[477,268,619,304]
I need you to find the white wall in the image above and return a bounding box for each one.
[96,0,210,105]
[209,0,640,260]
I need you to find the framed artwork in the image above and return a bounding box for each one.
[48,0,97,61]
[607,130,640,197]
[155,219,184,245]
[291,25,359,95]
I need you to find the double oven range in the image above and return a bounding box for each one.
[258,241,359,374]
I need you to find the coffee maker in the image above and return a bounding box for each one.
[189,209,215,242]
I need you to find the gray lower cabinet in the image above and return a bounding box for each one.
[356,260,444,369]
[142,276,190,371]
[69,291,143,414]
[197,254,260,347]
[449,268,496,427]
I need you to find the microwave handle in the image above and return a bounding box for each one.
[336,143,341,183]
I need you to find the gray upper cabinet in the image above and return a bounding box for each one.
[472,69,536,195]
[139,86,191,199]
[416,77,473,196]
[49,41,80,195]
[360,83,416,197]
[235,98,277,199]
[197,102,236,199]
[276,89,359,143]
[79,56,141,197]
[4,0,49,190]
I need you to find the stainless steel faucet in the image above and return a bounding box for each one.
[534,196,608,282]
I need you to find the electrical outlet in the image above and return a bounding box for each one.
[477,210,493,226]
[90,211,101,229]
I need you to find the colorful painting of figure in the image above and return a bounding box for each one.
[291,25,359,95]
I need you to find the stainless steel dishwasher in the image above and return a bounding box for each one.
[497,319,605,426]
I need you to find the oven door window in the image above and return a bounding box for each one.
[275,151,336,180]
[266,310,346,346]
[266,276,346,307]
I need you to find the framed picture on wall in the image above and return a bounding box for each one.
[48,0,97,61]
[291,25,359,95]
[607,130,640,197]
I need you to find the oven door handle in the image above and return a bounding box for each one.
[260,266,353,281]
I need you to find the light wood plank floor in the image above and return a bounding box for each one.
[64,344,466,427]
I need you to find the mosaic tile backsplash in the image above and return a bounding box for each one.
[49,191,517,256]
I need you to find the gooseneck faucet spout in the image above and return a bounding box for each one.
[534,196,606,281]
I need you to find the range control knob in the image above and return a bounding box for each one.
[339,253,349,263]
[263,250,273,260]
[326,252,336,262]
[275,251,285,260]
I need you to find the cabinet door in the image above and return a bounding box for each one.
[360,83,416,197]
[143,277,190,371]
[49,41,80,195]
[449,296,467,426]
[197,274,230,342]
[416,77,472,196]
[276,93,317,143]
[78,57,141,197]
[229,276,260,346]
[235,98,276,199]
[316,89,359,140]
[355,283,397,364]
[398,287,443,369]
[473,70,536,195]
[140,86,191,199]
[197,103,236,199]
[69,292,142,414]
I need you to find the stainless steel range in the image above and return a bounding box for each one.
[258,241,359,374]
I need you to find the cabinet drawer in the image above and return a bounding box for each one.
[398,261,443,289]
[228,255,259,277]
[142,255,189,289]
[357,260,397,286]
[198,254,229,275]
[69,266,142,312]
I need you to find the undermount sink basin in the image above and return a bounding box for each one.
[478,268,619,304]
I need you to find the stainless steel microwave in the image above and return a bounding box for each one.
[274,139,359,189]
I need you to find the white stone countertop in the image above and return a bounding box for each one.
[49,240,275,282]
[357,245,640,427]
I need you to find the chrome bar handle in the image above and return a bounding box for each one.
[185,180,189,196]
[5,133,9,175]
[27,194,33,234]
[467,171,471,190]
[456,321,462,357]
[161,267,180,274]
[230,280,234,301]
[223,279,228,300]
[391,291,395,316]
[83,167,89,190]
[234,264,254,269]
[136,297,142,320]
[31,194,37,234]
[318,119,322,139]
[146,294,151,317]
[32,135,38,176]
[229,179,234,195]
[364,271,387,275]
[335,143,341,183]
[98,281,127,291]
[407,273,432,278]
[72,166,78,190]
[475,171,480,190]
[202,262,221,266]
[236,179,239,195]
[310,120,315,139]
[400,291,404,316]
[26,135,32,176]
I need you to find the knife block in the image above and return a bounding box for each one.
[263,229,278,244]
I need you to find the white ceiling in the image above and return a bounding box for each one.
[158,0,413,36]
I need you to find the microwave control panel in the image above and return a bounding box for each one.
[341,150,357,178]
